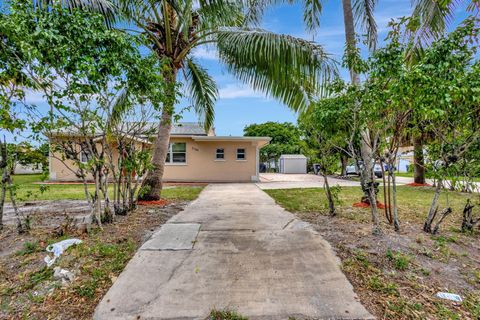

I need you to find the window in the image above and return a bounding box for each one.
[216,148,225,160]
[166,143,186,164]
[236,148,246,160]
[80,150,91,163]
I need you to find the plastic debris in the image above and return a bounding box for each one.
[53,267,75,286]
[53,267,75,282]
[435,292,463,303]
[44,238,82,267]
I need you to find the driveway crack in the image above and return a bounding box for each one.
[282,218,295,229]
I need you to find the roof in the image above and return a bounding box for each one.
[49,122,211,137]
[279,154,307,159]
[142,122,209,136]
[172,122,209,136]
[192,136,271,147]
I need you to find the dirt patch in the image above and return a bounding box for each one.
[296,212,480,319]
[0,201,188,319]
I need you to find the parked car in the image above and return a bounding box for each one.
[346,163,383,178]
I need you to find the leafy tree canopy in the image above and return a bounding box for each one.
[243,122,303,162]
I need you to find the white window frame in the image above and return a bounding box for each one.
[215,148,225,161]
[236,148,246,161]
[166,142,187,164]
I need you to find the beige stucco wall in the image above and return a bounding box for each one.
[49,137,262,182]
[49,139,147,181]
[163,137,259,182]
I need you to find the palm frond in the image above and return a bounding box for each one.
[196,0,245,29]
[243,0,322,32]
[184,58,217,130]
[406,0,460,61]
[353,0,377,50]
[107,88,131,133]
[302,0,323,31]
[216,28,337,112]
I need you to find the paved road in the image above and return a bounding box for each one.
[94,184,373,320]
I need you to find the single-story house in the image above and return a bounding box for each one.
[48,122,271,182]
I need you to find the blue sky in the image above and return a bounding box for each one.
[8,0,471,142]
[180,0,414,135]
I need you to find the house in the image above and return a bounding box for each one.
[48,122,271,182]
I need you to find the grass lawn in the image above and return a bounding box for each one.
[394,171,480,182]
[266,186,480,319]
[265,186,478,225]
[10,174,203,202]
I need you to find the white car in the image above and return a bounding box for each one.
[346,163,383,178]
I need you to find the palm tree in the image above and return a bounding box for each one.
[409,0,479,59]
[265,0,382,232]
[34,0,336,200]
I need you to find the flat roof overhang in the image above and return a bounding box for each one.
[191,136,271,148]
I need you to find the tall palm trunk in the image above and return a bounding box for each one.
[341,0,381,234]
[139,68,177,201]
[413,133,425,184]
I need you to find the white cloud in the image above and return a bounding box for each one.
[192,46,218,60]
[218,84,266,99]
[22,90,47,104]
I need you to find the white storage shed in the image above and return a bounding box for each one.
[279,154,307,174]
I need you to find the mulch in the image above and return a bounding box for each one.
[137,199,168,207]
[405,182,433,187]
[353,201,388,209]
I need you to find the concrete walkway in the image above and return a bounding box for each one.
[94,184,373,320]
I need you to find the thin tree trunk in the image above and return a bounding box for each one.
[0,172,6,231]
[387,165,393,222]
[322,171,336,216]
[380,160,390,223]
[424,179,442,232]
[391,170,400,231]
[413,134,425,184]
[8,176,24,232]
[139,68,177,201]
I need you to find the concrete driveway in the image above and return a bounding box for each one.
[94,184,373,320]
[258,173,480,192]
[257,173,362,190]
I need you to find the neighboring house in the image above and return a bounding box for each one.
[48,122,271,182]
[14,163,43,174]
[395,146,414,173]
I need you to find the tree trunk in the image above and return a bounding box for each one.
[138,109,173,200]
[413,134,425,184]
[424,179,442,233]
[341,0,380,235]
[391,170,400,232]
[341,0,361,85]
[0,173,6,231]
[322,171,336,216]
[138,68,177,201]
[340,153,348,176]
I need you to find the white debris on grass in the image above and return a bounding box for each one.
[435,292,463,303]
[44,238,83,267]
[53,267,76,285]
